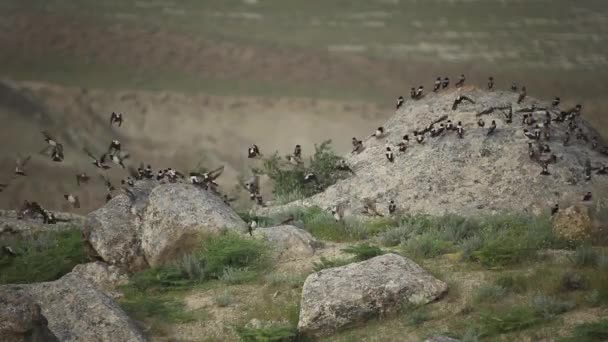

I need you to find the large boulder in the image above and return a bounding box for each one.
[552,204,595,241]
[4,272,146,342]
[84,181,247,271]
[297,253,448,336]
[71,262,129,299]
[253,225,319,261]
[0,286,59,342]
[140,183,246,266]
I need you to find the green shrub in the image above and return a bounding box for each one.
[219,266,259,285]
[312,257,352,272]
[406,306,430,327]
[341,243,384,261]
[559,271,589,292]
[560,320,608,342]
[495,274,528,294]
[474,285,507,304]
[479,306,543,336]
[203,232,270,277]
[573,244,599,267]
[236,323,298,342]
[472,234,536,268]
[402,231,454,259]
[377,226,410,247]
[0,229,87,284]
[257,140,350,200]
[530,293,575,319]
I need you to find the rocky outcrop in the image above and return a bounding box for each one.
[0,286,59,342]
[552,204,596,241]
[140,183,246,266]
[3,272,146,342]
[71,262,129,299]
[84,181,247,271]
[253,225,319,261]
[258,88,608,218]
[297,253,448,336]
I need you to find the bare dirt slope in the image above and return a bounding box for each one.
[261,87,608,217]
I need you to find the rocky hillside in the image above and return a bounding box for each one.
[262,87,608,217]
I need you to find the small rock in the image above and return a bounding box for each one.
[552,204,596,241]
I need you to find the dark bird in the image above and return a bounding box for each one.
[477,118,485,128]
[396,96,404,109]
[76,172,90,186]
[540,162,550,175]
[110,112,123,127]
[1,246,17,257]
[247,144,261,158]
[457,121,464,138]
[551,204,559,216]
[446,120,453,130]
[410,87,416,99]
[452,95,475,110]
[41,131,64,162]
[552,97,560,108]
[385,147,394,162]
[487,120,497,136]
[202,166,224,186]
[585,159,592,181]
[511,82,518,92]
[14,155,31,176]
[63,194,80,209]
[248,220,256,236]
[108,140,121,155]
[372,126,385,138]
[533,125,541,140]
[582,192,592,202]
[455,74,465,87]
[84,148,111,169]
[388,200,397,215]
[293,144,302,158]
[433,77,441,92]
[488,77,494,90]
[442,77,450,89]
[351,137,364,154]
[592,136,598,150]
[304,172,318,183]
[517,86,527,104]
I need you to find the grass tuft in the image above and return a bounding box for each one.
[474,285,507,304]
[236,323,298,342]
[341,243,384,261]
[560,319,608,342]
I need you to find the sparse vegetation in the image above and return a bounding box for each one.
[495,274,528,294]
[474,285,507,304]
[531,293,575,319]
[341,243,384,261]
[312,256,353,272]
[236,323,299,342]
[478,306,544,337]
[214,290,234,307]
[0,229,87,284]
[120,290,205,324]
[560,320,608,342]
[573,244,599,267]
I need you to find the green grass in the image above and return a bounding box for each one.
[495,274,529,294]
[120,290,205,324]
[0,229,87,284]
[474,285,507,304]
[560,320,608,342]
[236,323,299,342]
[341,243,384,261]
[478,306,545,337]
[312,256,353,272]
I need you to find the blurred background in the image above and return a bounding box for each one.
[1,0,607,213]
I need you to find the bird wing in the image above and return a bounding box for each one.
[208,166,225,180]
[41,131,54,141]
[100,153,107,164]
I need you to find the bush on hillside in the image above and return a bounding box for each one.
[0,229,87,284]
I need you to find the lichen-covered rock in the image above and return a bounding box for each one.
[84,180,246,271]
[253,225,319,261]
[140,183,247,266]
[10,272,146,342]
[0,286,59,342]
[71,262,129,299]
[552,204,595,241]
[258,88,608,218]
[297,253,448,336]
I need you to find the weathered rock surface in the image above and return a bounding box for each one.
[258,88,608,217]
[552,204,596,241]
[84,181,247,271]
[253,225,319,261]
[0,286,59,342]
[141,183,247,266]
[71,262,129,299]
[3,272,146,342]
[297,253,448,336]
[424,336,461,342]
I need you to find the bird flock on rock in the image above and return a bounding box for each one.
[0,76,603,227]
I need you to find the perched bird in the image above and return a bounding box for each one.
[396,96,404,109]
[372,126,385,138]
[286,154,302,166]
[457,121,464,138]
[293,144,302,158]
[14,155,31,176]
[388,200,397,215]
[504,106,513,123]
[511,82,518,92]
[442,77,450,89]
[415,86,424,99]
[551,204,559,216]
[552,97,560,108]
[385,147,394,162]
[455,74,465,87]
[433,77,442,92]
[487,77,494,90]
[446,120,453,130]
[41,131,64,162]
[452,95,475,110]
[487,120,497,136]
[540,162,550,175]
[528,142,536,159]
[110,112,123,127]
[582,192,592,202]
[351,137,364,154]
[517,86,527,104]
[247,144,261,158]
[248,220,257,236]
[108,140,121,155]
[477,118,485,128]
[63,194,80,209]
[84,148,111,169]
[410,87,416,99]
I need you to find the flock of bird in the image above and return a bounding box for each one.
[0,74,604,226]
